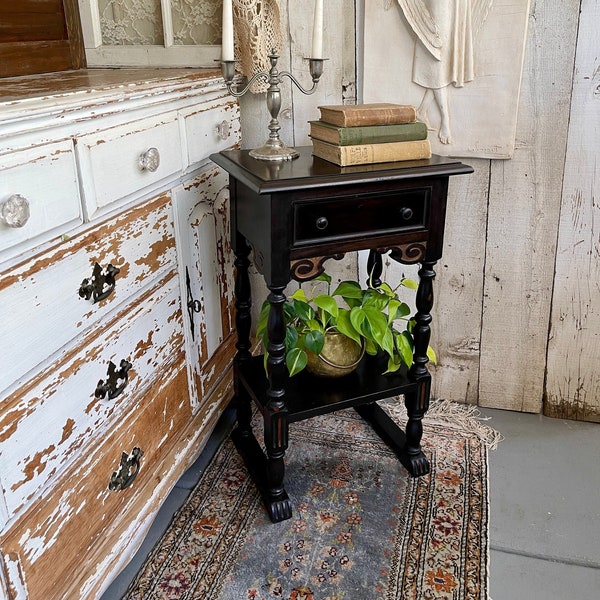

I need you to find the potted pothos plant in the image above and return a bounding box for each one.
[256,272,436,378]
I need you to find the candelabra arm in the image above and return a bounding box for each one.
[221,62,269,97]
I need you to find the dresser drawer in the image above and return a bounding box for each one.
[0,362,192,600]
[292,187,430,247]
[182,95,241,166]
[0,140,82,263]
[77,113,183,218]
[0,274,184,519]
[0,193,176,396]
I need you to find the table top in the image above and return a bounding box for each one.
[210,147,473,194]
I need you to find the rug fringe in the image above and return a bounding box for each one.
[426,399,503,450]
[383,397,503,450]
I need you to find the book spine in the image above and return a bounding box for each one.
[320,106,417,127]
[338,140,431,166]
[338,122,427,145]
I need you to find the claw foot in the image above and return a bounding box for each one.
[266,494,292,523]
[401,450,430,477]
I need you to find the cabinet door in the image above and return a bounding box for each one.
[173,165,235,409]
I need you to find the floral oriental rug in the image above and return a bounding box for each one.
[123,400,499,600]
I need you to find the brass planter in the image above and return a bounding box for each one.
[306,332,364,378]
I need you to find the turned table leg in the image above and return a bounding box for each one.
[263,285,292,521]
[403,260,437,476]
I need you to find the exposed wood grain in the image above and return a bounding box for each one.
[545,0,600,423]
[478,0,580,412]
[0,363,192,600]
[0,40,72,77]
[429,160,490,405]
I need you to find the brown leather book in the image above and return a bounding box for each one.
[317,103,417,127]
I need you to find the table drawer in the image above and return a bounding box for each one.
[182,95,241,165]
[77,113,183,219]
[0,140,82,263]
[0,274,184,519]
[0,194,176,396]
[0,362,191,600]
[293,187,430,246]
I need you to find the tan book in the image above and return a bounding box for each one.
[317,103,417,127]
[311,138,431,167]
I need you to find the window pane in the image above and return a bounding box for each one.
[171,0,222,45]
[98,0,164,45]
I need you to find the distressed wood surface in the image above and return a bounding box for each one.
[0,194,176,397]
[429,160,490,405]
[0,274,183,522]
[1,363,191,600]
[545,0,600,423]
[478,0,580,412]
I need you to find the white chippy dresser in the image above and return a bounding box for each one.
[0,69,240,599]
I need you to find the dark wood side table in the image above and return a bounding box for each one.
[210,147,472,522]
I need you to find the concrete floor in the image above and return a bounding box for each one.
[101,406,600,600]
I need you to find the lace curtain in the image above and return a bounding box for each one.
[98,0,222,46]
[98,0,282,92]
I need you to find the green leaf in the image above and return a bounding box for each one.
[395,331,414,367]
[332,280,363,300]
[293,298,314,323]
[384,355,402,374]
[427,345,437,364]
[363,306,389,345]
[306,319,324,332]
[334,309,362,346]
[290,287,308,303]
[304,329,325,354]
[377,282,396,297]
[285,325,298,350]
[362,289,389,312]
[315,272,332,284]
[349,306,367,336]
[401,277,419,290]
[256,300,270,339]
[286,347,307,377]
[313,294,339,319]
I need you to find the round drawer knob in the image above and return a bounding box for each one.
[138,147,160,172]
[316,216,329,231]
[399,207,414,221]
[0,194,31,228]
[215,120,230,141]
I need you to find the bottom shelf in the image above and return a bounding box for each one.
[236,353,420,422]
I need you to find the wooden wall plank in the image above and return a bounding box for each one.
[545,0,600,423]
[0,41,72,77]
[478,0,580,412]
[429,159,490,405]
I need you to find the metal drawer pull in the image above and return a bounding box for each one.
[315,216,329,230]
[216,120,230,140]
[95,359,132,400]
[0,194,31,228]
[109,447,144,491]
[138,147,160,172]
[79,262,120,303]
[399,207,414,220]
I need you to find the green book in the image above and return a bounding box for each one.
[309,120,427,146]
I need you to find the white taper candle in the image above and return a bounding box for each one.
[222,0,234,61]
[311,0,323,59]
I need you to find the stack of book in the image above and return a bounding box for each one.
[309,103,431,167]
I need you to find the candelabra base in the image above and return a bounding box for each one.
[249,138,299,161]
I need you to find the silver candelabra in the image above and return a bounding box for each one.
[221,50,324,161]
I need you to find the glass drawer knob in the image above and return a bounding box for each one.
[216,120,230,140]
[138,147,160,172]
[0,194,31,228]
